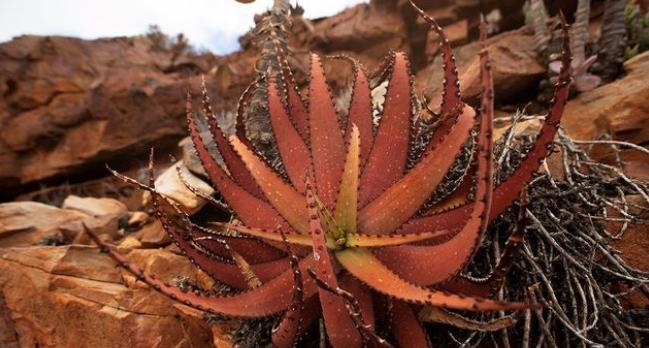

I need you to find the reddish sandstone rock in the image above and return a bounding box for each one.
[0,35,236,197]
[605,195,649,309]
[62,195,128,217]
[0,245,233,348]
[562,51,649,143]
[307,1,409,73]
[0,201,126,247]
[132,220,171,248]
[417,27,544,113]
[0,202,88,247]
[560,51,649,180]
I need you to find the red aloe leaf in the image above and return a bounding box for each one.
[358,105,475,235]
[374,39,496,286]
[108,157,290,288]
[340,56,373,167]
[441,190,529,298]
[359,52,412,208]
[305,177,363,348]
[267,79,311,193]
[153,193,290,287]
[308,53,346,210]
[229,135,310,234]
[186,95,292,232]
[208,222,313,246]
[489,23,571,219]
[310,270,391,348]
[398,204,469,234]
[339,274,375,330]
[336,248,527,311]
[422,167,473,216]
[271,231,311,348]
[233,77,258,145]
[200,79,263,198]
[191,234,286,264]
[211,238,262,288]
[409,0,461,118]
[86,225,316,317]
[270,29,310,142]
[345,228,454,248]
[272,297,320,348]
[390,300,432,348]
[399,23,572,234]
[409,0,465,160]
[334,125,360,234]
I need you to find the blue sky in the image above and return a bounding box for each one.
[0,0,367,54]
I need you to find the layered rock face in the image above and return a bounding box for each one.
[0,35,259,199]
[0,246,225,348]
[0,197,235,348]
[0,36,187,193]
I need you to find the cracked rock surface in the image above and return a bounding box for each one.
[0,245,234,348]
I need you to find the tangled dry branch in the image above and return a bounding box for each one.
[435,112,649,348]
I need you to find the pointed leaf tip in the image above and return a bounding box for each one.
[359,52,412,208]
[334,124,361,234]
[308,53,346,210]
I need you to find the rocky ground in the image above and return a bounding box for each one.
[1,0,648,347]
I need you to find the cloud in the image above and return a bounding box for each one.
[0,0,367,54]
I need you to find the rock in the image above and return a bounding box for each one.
[562,51,649,143]
[0,245,234,348]
[118,236,143,249]
[417,28,545,113]
[307,2,409,73]
[425,19,469,58]
[179,136,207,177]
[0,202,87,247]
[604,195,649,309]
[0,201,122,247]
[59,213,122,246]
[607,195,649,272]
[127,211,149,229]
[142,161,215,214]
[132,220,171,248]
[62,195,128,217]
[493,117,543,141]
[14,172,146,210]
[0,36,242,198]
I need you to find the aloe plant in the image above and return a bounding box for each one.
[87,2,573,346]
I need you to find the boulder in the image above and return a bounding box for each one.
[0,201,122,247]
[560,51,649,180]
[14,171,146,210]
[0,245,234,348]
[0,35,242,198]
[307,1,409,73]
[604,195,649,309]
[562,51,649,143]
[132,220,171,248]
[0,202,87,247]
[142,161,215,214]
[417,28,545,113]
[62,195,128,217]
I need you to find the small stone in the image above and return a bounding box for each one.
[62,195,128,217]
[127,211,149,228]
[142,161,215,214]
[118,236,143,249]
[133,220,171,248]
